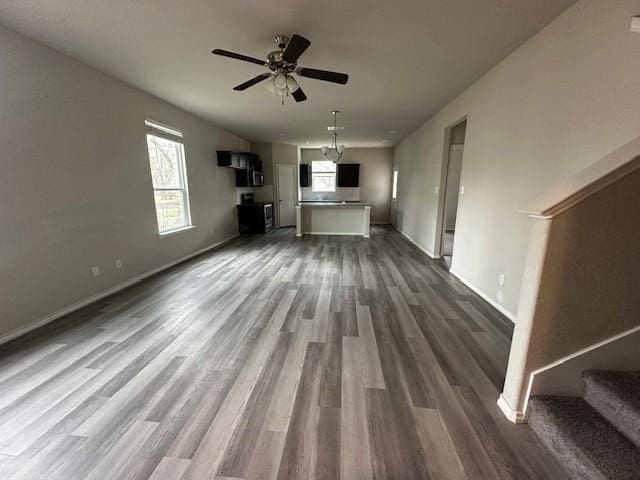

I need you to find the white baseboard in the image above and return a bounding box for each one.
[0,234,239,347]
[371,221,391,225]
[449,269,516,323]
[497,394,526,424]
[391,225,439,259]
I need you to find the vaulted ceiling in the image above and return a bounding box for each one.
[0,0,576,146]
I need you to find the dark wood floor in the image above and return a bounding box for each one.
[0,225,565,479]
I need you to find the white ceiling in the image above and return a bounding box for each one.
[0,0,575,147]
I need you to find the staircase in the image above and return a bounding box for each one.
[528,370,640,480]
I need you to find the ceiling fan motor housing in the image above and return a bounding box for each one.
[274,35,289,49]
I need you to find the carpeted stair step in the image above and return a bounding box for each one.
[528,395,640,480]
[583,370,640,449]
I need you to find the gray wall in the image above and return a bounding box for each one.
[0,26,248,340]
[392,0,640,319]
[301,148,393,224]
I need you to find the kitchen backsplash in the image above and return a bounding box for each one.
[300,187,360,202]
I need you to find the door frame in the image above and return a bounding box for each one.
[276,163,297,227]
[435,116,467,259]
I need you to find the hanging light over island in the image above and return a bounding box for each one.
[321,111,346,163]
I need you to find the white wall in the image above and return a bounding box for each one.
[301,148,393,224]
[0,26,249,340]
[392,0,640,318]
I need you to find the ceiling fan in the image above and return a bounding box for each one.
[212,34,349,104]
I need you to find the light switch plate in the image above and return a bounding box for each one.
[460,185,465,195]
[91,266,100,277]
[434,186,439,194]
[630,16,640,33]
[498,273,505,286]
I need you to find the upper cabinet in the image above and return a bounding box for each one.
[217,151,244,169]
[299,164,311,187]
[217,151,263,187]
[216,151,262,170]
[337,163,360,187]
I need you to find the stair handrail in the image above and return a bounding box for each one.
[519,136,640,219]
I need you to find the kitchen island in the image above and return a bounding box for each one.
[295,202,371,238]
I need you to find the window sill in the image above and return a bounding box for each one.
[159,225,196,237]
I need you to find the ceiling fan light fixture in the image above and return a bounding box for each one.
[337,144,345,154]
[321,146,329,155]
[275,73,288,90]
[265,75,277,93]
[286,76,300,93]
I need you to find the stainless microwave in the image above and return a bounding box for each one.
[250,170,264,187]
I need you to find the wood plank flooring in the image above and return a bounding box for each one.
[0,226,565,479]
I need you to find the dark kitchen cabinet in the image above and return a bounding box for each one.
[219,151,263,187]
[337,163,360,187]
[235,168,249,187]
[240,152,261,171]
[217,151,244,169]
[299,164,311,187]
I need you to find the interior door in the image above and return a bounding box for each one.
[277,164,296,227]
[440,144,464,260]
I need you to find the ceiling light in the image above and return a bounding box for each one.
[320,111,346,163]
[275,73,288,89]
[286,76,300,92]
[265,75,277,94]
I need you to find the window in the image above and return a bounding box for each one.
[392,170,399,199]
[145,119,192,234]
[312,160,336,192]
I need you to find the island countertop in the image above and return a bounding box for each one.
[297,201,372,207]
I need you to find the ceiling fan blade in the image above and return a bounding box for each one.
[283,34,311,63]
[212,49,265,66]
[297,67,349,85]
[233,73,271,91]
[292,87,307,102]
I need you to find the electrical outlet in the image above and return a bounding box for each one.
[210,228,214,236]
[434,186,439,194]
[460,185,465,195]
[115,259,123,269]
[91,266,100,277]
[498,273,505,287]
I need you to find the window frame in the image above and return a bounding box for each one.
[311,160,337,193]
[145,119,193,236]
[392,170,399,200]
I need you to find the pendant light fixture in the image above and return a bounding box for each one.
[321,111,346,163]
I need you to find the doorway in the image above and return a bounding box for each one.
[277,164,296,227]
[439,120,466,270]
